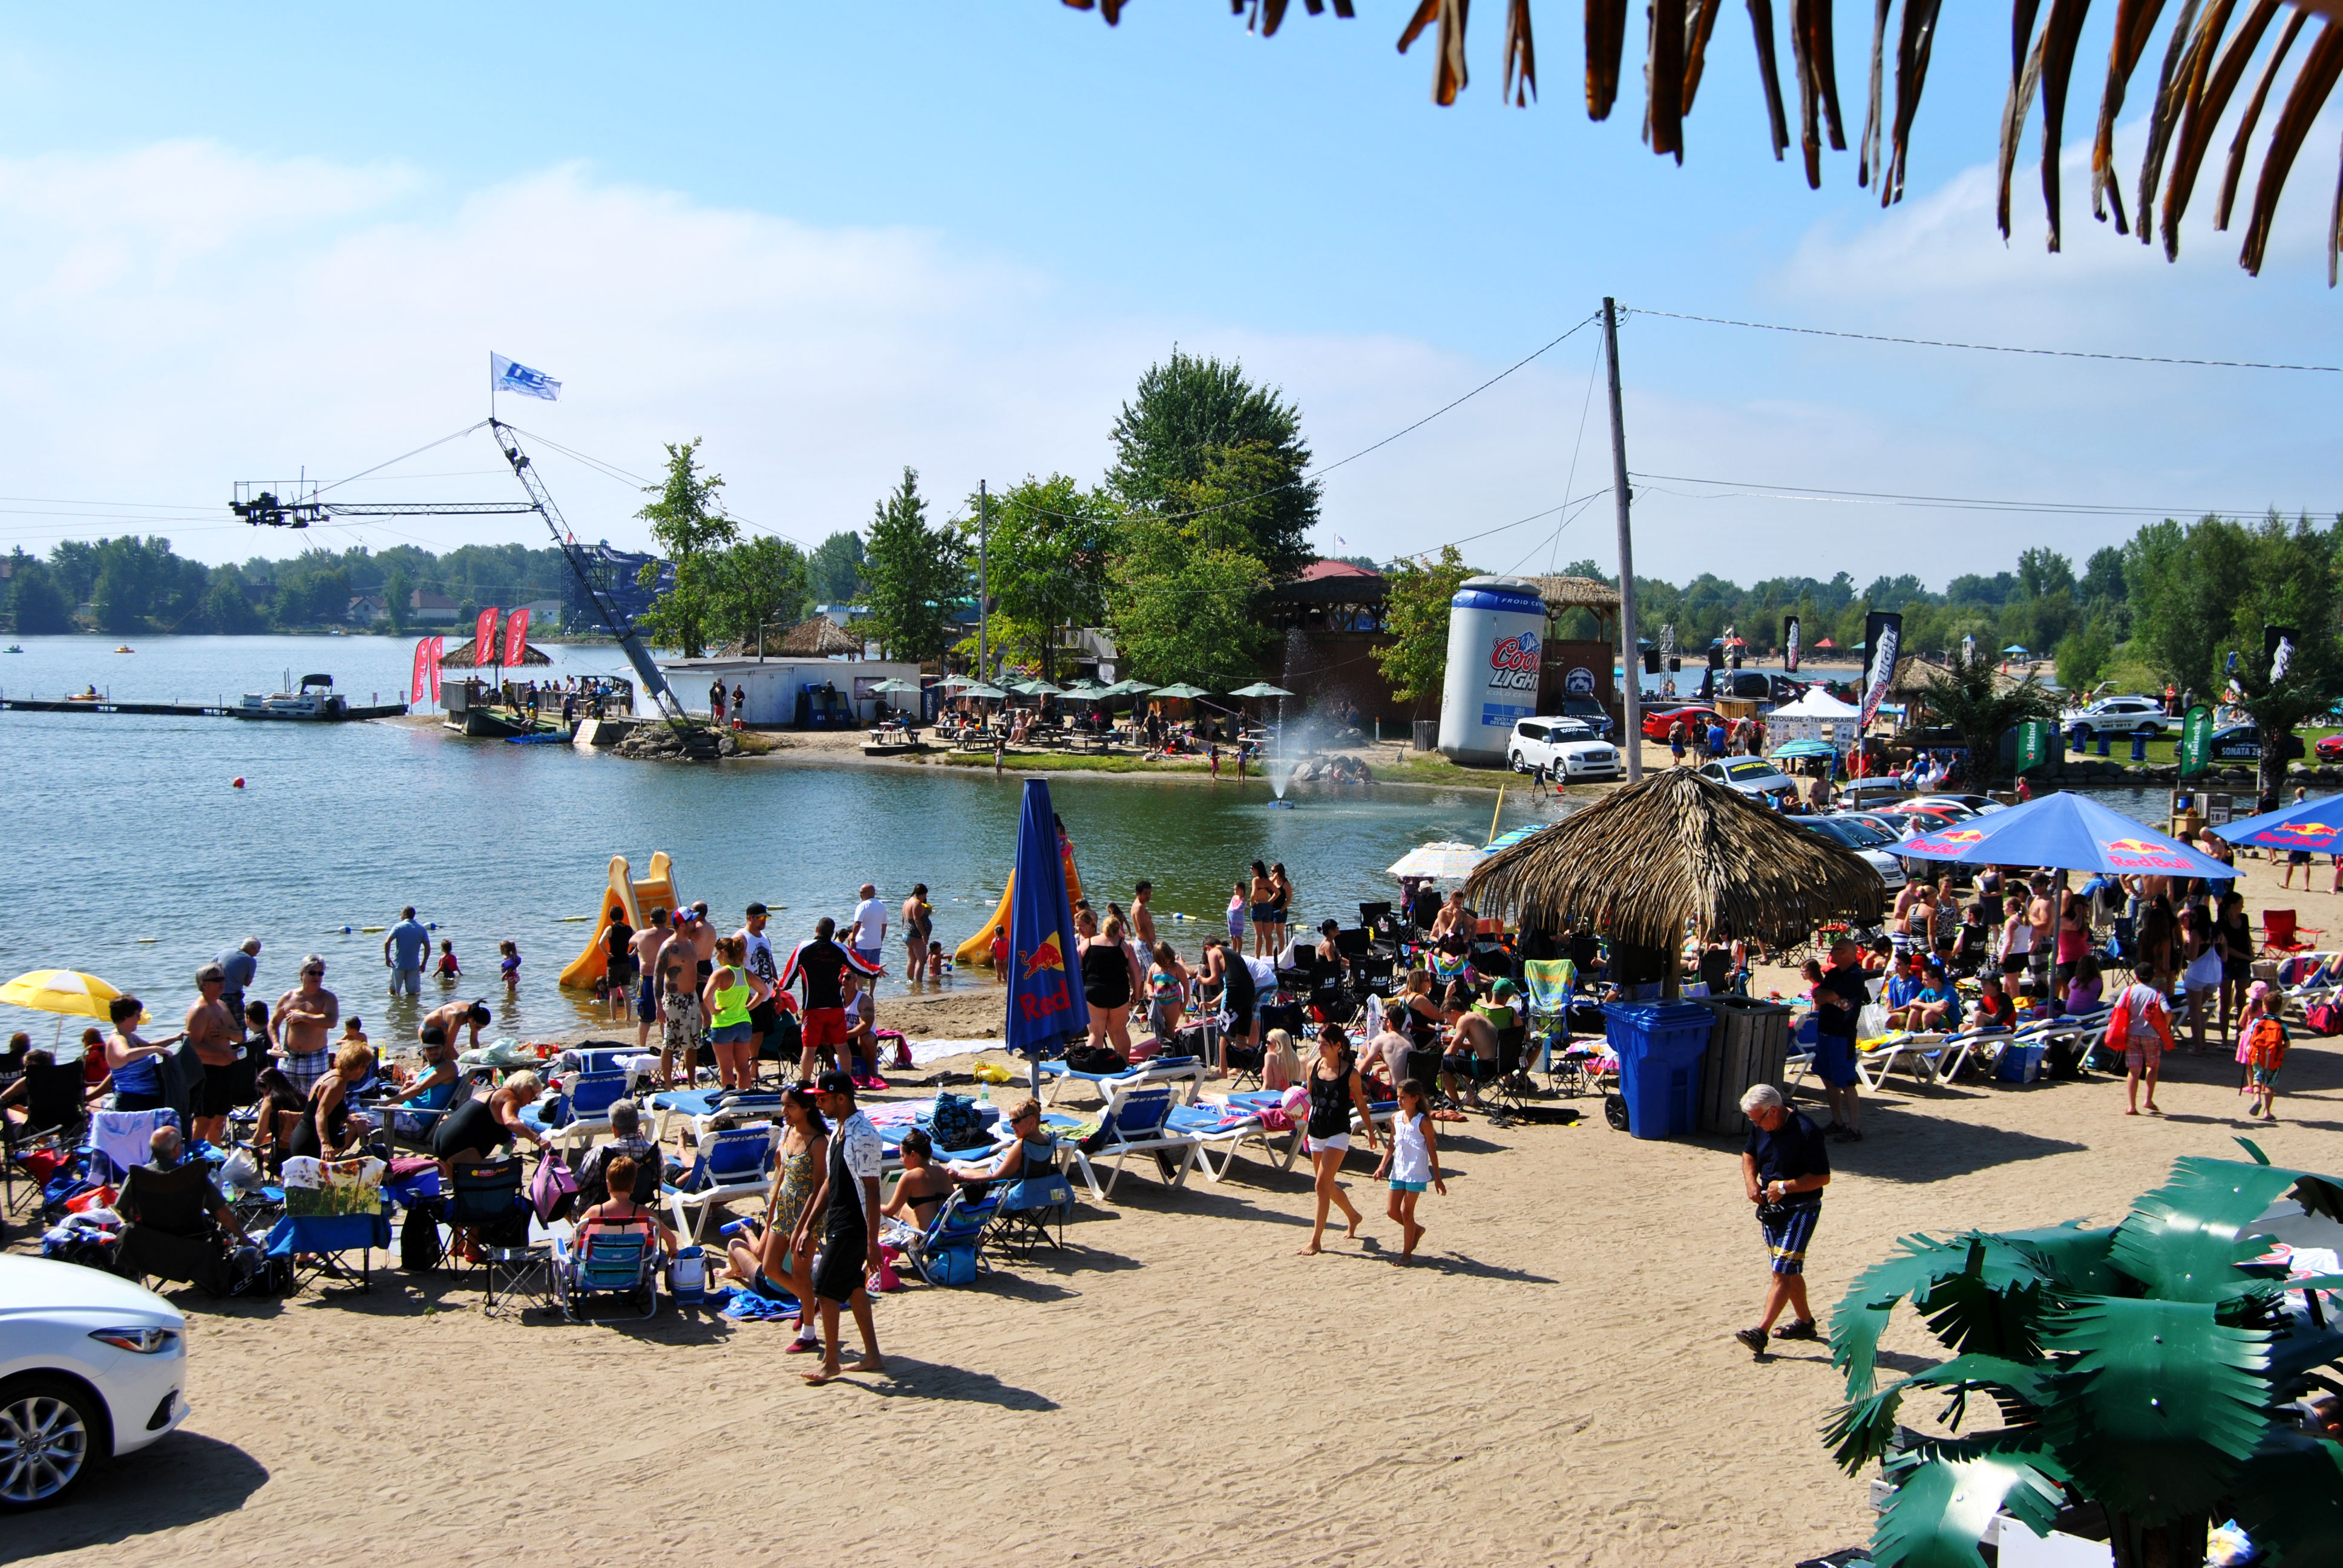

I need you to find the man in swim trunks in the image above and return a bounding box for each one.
[270,956,341,1097]
[781,917,881,1082]
[629,909,671,1054]
[384,907,430,999]
[185,963,244,1147]
[739,903,782,1077]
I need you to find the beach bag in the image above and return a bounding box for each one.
[399,1198,444,1272]
[666,1246,708,1304]
[1066,1045,1128,1076]
[927,1093,988,1154]
[2305,1002,2342,1037]
[926,1241,981,1286]
[530,1148,579,1223]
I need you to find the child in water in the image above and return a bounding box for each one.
[1374,1079,1445,1264]
[434,939,461,982]
[499,940,520,990]
[927,941,946,982]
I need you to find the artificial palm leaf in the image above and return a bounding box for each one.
[1867,1451,2069,1568]
[2113,1156,2343,1302]
[2241,17,2343,275]
[2161,0,2282,249]
[2226,1431,2343,1568]
[1825,1353,2053,1472]
[1832,1230,2094,1399]
[1993,1220,2126,1295]
[2039,1296,2275,1527]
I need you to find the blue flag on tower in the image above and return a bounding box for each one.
[1003,779,1088,1064]
[491,353,562,402]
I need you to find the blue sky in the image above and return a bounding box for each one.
[0,2,2333,585]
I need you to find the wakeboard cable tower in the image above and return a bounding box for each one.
[234,420,718,758]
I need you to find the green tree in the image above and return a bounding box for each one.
[632,439,737,659]
[2217,512,2343,800]
[2124,515,2256,701]
[962,474,1116,682]
[1376,544,1473,710]
[859,467,966,662]
[47,540,97,607]
[5,552,73,633]
[806,530,866,605]
[1915,647,2060,789]
[1107,348,1319,581]
[1107,517,1271,687]
[713,535,808,655]
[2053,617,2114,693]
[198,564,263,633]
[383,566,413,635]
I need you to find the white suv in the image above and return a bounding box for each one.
[2067,696,2175,743]
[1507,717,1622,782]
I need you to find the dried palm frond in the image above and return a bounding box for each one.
[1460,766,1884,951]
[1069,0,2343,280]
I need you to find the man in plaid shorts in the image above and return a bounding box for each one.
[1734,1083,1832,1357]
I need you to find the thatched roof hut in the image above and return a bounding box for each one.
[769,616,863,658]
[1463,768,1884,952]
[437,638,552,667]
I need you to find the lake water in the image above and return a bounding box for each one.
[0,635,1561,1045]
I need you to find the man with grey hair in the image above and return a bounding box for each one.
[186,962,243,1148]
[1734,1082,1832,1357]
[270,955,341,1097]
[576,1098,658,1206]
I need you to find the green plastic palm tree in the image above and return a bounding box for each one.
[1826,1144,2343,1567]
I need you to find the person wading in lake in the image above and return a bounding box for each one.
[384,907,430,1000]
[901,884,933,985]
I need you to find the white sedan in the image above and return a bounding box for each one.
[1697,757,1798,800]
[1,1257,189,1510]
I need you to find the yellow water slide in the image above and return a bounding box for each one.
[954,841,1084,967]
[559,852,681,988]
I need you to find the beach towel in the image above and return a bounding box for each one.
[720,1286,799,1322]
[91,1108,173,1180]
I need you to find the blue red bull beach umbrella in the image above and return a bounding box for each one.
[1897,790,2233,877]
[2206,792,2343,855]
[1004,779,1090,1071]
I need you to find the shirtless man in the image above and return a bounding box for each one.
[684,903,719,986]
[269,955,342,1096]
[1130,880,1157,952]
[185,963,243,1146]
[2026,875,2057,996]
[629,909,672,1054]
[420,998,493,1054]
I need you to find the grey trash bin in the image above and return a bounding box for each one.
[1412,719,1438,754]
[1694,996,1792,1134]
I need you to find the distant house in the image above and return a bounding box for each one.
[409,589,459,625]
[518,598,561,630]
[346,595,385,625]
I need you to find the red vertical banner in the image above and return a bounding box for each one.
[502,607,531,669]
[410,639,430,703]
[427,636,444,702]
[474,607,501,668]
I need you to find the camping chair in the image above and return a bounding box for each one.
[552,1224,660,1320]
[4,1061,89,1214]
[362,1071,483,1155]
[444,1155,532,1275]
[2264,909,2323,955]
[1522,959,1576,1080]
[1075,1083,1202,1200]
[266,1156,390,1295]
[1358,903,1401,958]
[520,1070,631,1151]
[663,1123,779,1243]
[114,1159,249,1297]
[903,1186,998,1286]
[986,1165,1078,1259]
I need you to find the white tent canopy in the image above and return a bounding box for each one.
[1772,688,1862,718]
[1769,686,1864,750]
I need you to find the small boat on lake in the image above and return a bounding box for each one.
[237,673,348,720]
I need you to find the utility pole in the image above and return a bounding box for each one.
[1603,297,1642,783]
[977,479,990,682]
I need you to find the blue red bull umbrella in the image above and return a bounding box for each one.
[2206,792,2343,855]
[1897,789,2233,877]
[1004,778,1090,1071]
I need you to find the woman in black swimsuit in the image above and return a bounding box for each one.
[284,1041,372,1161]
[1078,912,1139,1057]
[430,1071,551,1166]
[1298,1025,1381,1256]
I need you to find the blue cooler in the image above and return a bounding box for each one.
[1994,1042,2046,1084]
[1601,1000,1717,1138]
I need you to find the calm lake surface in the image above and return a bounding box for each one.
[1,635,1573,1044]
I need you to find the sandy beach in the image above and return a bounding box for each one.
[12,854,2339,1568]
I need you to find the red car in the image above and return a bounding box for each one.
[1642,705,1725,743]
[2317,733,2343,762]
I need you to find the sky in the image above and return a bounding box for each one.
[0,2,2334,590]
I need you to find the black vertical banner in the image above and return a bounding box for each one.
[1783,615,1800,673]
[1859,611,1902,727]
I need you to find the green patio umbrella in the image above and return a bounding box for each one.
[1019,679,1064,697]
[1151,682,1211,699]
[1227,681,1294,698]
[958,684,1009,699]
[868,678,922,694]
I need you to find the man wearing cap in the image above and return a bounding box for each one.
[185,963,243,1148]
[628,909,673,1056]
[739,903,782,1080]
[791,1069,885,1384]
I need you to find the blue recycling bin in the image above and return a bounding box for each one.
[1601,1000,1717,1139]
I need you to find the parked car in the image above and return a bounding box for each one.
[1697,757,1798,800]
[0,1257,189,1509]
[1902,794,2007,815]
[1833,780,1920,812]
[1895,797,1982,820]
[1506,717,1621,782]
[2206,725,2306,762]
[1553,695,1616,741]
[1641,705,1724,742]
[1875,804,1965,834]
[2066,696,2176,743]
[2316,733,2343,762]
[1795,814,1909,892]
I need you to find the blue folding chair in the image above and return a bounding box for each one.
[554,1226,660,1320]
[904,1187,997,1285]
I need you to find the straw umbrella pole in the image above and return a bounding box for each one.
[1463,768,1885,993]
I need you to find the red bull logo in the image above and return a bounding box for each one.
[1019,933,1066,979]
[2099,837,2191,871]
[2271,821,2333,840]
[1938,828,1987,844]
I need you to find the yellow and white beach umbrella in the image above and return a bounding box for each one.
[0,969,128,1020]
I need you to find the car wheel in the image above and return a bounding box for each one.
[1509,751,1529,774]
[0,1376,101,1511]
[2134,724,2160,740]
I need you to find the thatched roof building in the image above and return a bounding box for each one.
[437,638,552,667]
[771,616,862,658]
[1463,768,1884,952]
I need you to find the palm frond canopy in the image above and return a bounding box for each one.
[1070,0,2343,281]
[1463,767,1885,949]
[771,616,862,658]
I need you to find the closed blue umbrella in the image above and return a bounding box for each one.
[1003,779,1089,1091]
[1896,790,2233,877]
[2206,792,2343,855]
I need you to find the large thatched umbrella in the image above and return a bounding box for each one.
[1463,768,1884,970]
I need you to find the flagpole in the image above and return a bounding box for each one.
[488,351,496,423]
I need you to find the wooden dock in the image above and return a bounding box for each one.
[1,697,408,720]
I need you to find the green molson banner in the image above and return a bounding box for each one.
[2177,705,2214,777]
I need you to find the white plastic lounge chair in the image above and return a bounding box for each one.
[661,1123,779,1243]
[1072,1083,1201,1200]
[1035,1053,1205,1108]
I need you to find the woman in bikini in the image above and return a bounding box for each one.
[1269,863,1294,955]
[1248,861,1276,958]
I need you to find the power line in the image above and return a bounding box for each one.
[1626,308,2343,374]
[1631,471,2316,520]
[315,422,490,495]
